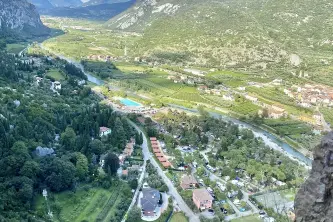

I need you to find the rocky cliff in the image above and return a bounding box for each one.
[0,0,49,36]
[295,132,333,222]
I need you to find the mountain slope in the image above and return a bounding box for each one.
[0,0,50,37]
[44,0,135,20]
[106,0,333,72]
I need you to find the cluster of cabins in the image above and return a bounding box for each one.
[150,137,171,168]
[119,139,135,165]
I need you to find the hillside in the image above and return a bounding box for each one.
[48,0,82,7]
[105,0,333,79]
[0,0,50,37]
[44,1,135,20]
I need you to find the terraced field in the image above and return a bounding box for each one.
[320,108,333,127]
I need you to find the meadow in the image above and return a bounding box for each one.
[35,182,130,222]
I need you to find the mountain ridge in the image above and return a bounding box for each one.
[0,0,50,37]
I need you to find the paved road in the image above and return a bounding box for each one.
[128,121,200,222]
[121,120,147,222]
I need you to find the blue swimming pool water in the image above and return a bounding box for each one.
[120,98,142,107]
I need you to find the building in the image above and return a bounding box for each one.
[180,175,198,190]
[192,188,214,210]
[54,81,62,90]
[100,127,112,137]
[140,188,161,218]
[162,161,172,168]
[35,147,55,157]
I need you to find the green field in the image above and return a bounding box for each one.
[35,183,128,222]
[46,69,65,80]
[170,212,188,222]
[231,215,261,222]
[320,108,333,127]
[6,43,26,54]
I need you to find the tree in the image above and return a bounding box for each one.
[75,153,88,180]
[237,190,243,200]
[129,179,138,189]
[89,139,104,155]
[126,207,141,222]
[42,158,76,192]
[61,127,76,150]
[103,153,120,175]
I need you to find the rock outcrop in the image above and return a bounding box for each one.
[295,132,333,222]
[0,0,49,36]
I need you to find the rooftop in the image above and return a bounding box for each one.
[193,188,214,201]
[100,127,111,132]
[141,188,160,212]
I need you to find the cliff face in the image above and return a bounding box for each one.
[0,0,49,36]
[295,132,333,222]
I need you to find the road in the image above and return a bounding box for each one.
[128,121,200,222]
[121,121,147,222]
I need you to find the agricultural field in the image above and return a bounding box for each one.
[230,101,260,115]
[35,182,131,222]
[46,69,65,80]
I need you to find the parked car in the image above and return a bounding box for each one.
[239,208,246,212]
[208,209,215,215]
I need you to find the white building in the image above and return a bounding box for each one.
[54,81,62,90]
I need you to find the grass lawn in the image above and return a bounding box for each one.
[231,214,261,222]
[170,212,188,222]
[46,69,65,80]
[35,183,125,222]
[6,43,26,54]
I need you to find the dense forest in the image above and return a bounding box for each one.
[0,46,134,220]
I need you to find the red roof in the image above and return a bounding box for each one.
[100,127,110,132]
[153,148,161,153]
[156,153,164,157]
[158,157,167,162]
[162,162,171,168]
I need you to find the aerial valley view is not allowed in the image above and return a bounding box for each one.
[1,0,333,222]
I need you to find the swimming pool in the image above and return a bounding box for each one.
[120,98,142,107]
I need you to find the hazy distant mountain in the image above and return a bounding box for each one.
[27,0,53,9]
[83,0,132,6]
[48,0,82,7]
[44,0,135,20]
[0,0,49,37]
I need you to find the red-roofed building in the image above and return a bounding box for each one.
[162,162,171,168]
[156,153,164,157]
[152,144,159,148]
[158,157,167,162]
[153,148,161,153]
[100,127,112,137]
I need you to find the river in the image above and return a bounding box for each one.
[168,104,312,166]
[38,44,104,86]
[37,44,312,167]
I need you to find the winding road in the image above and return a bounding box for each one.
[128,120,200,222]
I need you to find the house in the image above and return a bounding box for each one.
[198,85,208,91]
[35,147,55,157]
[158,156,167,162]
[153,148,161,153]
[140,188,161,218]
[100,127,112,137]
[54,81,62,90]
[156,153,164,157]
[162,161,172,168]
[35,76,43,84]
[124,143,134,156]
[192,188,214,210]
[180,175,198,190]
